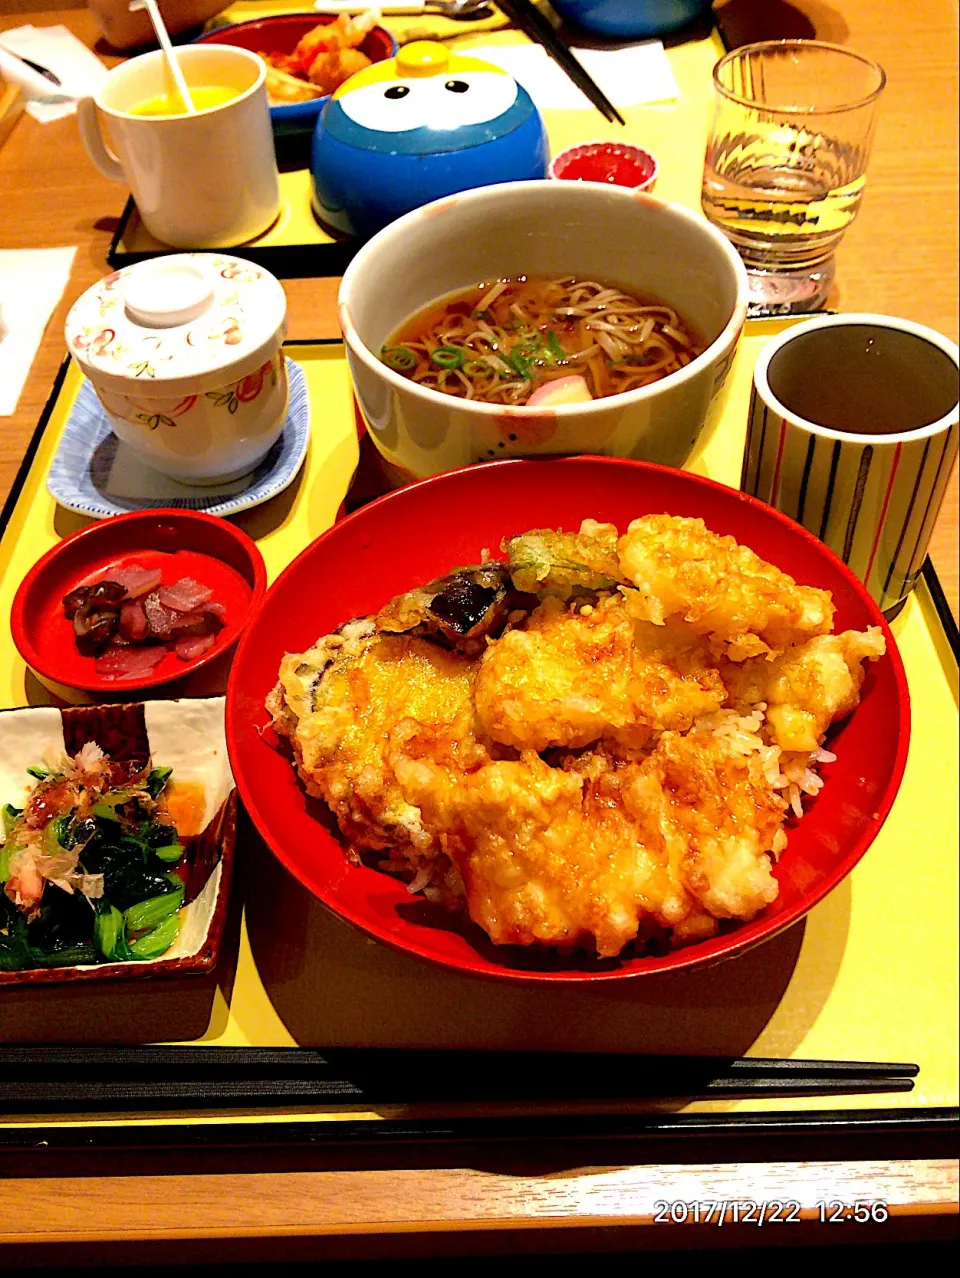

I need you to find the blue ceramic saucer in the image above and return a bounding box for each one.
[47,359,309,520]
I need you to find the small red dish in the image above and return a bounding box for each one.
[12,510,266,695]
[226,457,910,984]
[549,141,659,190]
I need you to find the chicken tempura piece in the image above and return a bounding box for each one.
[307,48,372,94]
[392,749,671,958]
[292,11,377,64]
[393,726,785,957]
[474,594,726,752]
[723,627,886,752]
[623,723,785,927]
[618,514,835,657]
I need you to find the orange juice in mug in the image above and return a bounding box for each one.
[128,84,240,115]
[77,46,280,248]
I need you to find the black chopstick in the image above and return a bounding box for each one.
[0,1048,917,1112]
[497,0,626,126]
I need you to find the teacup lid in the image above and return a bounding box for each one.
[65,254,287,396]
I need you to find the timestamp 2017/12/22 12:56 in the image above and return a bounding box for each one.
[652,1200,891,1226]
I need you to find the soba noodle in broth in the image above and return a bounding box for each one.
[380,276,705,405]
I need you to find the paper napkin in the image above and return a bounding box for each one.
[468,40,680,111]
[0,25,108,123]
[0,247,77,417]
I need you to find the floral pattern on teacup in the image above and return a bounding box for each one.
[204,355,281,415]
[103,353,285,431]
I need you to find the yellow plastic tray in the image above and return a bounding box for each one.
[111,7,725,268]
[0,330,956,1132]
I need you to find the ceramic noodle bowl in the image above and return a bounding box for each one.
[65,256,289,485]
[338,181,749,480]
[310,40,548,238]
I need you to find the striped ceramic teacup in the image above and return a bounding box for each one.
[743,314,959,613]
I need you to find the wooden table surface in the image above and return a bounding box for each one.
[0,0,957,1260]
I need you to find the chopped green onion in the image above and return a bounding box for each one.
[128,912,181,959]
[123,883,184,936]
[430,346,465,370]
[506,350,532,379]
[381,347,418,373]
[1,805,21,839]
[94,904,125,960]
[546,330,567,362]
[153,843,184,863]
[471,309,492,321]
[146,766,173,800]
[463,360,487,376]
[26,765,51,781]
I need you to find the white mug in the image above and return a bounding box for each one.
[77,45,280,249]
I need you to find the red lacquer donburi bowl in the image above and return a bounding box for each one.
[226,458,909,983]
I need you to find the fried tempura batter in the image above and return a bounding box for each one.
[267,515,886,960]
[394,726,785,957]
[723,627,886,752]
[475,594,725,752]
[267,619,490,855]
[618,514,835,657]
[505,520,626,597]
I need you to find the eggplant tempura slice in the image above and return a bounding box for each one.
[375,562,535,657]
[266,620,490,856]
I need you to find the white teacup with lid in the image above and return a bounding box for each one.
[65,254,289,485]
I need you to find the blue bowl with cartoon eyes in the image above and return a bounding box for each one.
[310,56,549,238]
[550,0,712,39]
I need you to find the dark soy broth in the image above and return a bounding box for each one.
[767,324,959,435]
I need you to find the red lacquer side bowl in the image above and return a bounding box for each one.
[12,509,266,695]
[226,458,910,983]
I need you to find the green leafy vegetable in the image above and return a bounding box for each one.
[146,767,173,799]
[0,841,18,883]
[92,801,122,822]
[153,843,184,863]
[1,755,193,970]
[123,883,184,936]
[2,804,22,838]
[128,912,181,959]
[0,912,31,971]
[94,904,127,960]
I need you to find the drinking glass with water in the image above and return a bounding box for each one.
[702,40,886,315]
